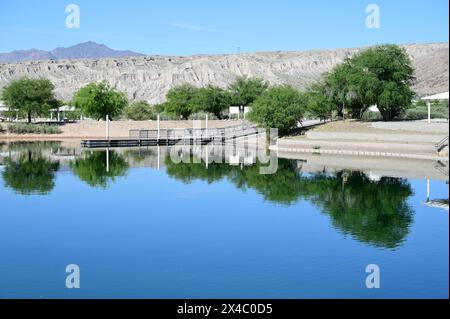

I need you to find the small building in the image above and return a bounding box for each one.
[421,91,449,123]
[50,105,77,121]
[229,106,250,120]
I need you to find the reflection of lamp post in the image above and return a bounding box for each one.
[342,171,349,184]
[106,148,110,173]
[341,171,349,203]
[157,145,160,170]
[427,178,430,202]
[205,144,209,169]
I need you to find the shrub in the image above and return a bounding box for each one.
[123,101,157,121]
[361,110,383,121]
[7,123,62,135]
[401,105,449,120]
[0,125,5,134]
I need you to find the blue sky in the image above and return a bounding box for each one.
[0,0,448,55]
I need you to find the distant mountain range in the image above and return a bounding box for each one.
[0,41,144,63]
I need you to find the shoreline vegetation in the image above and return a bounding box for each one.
[0,119,448,161]
[0,44,448,161]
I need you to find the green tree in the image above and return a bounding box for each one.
[72,81,128,120]
[123,101,157,120]
[324,62,352,118]
[306,82,335,119]
[228,76,269,106]
[2,150,59,195]
[70,150,129,188]
[353,45,415,120]
[1,77,57,123]
[248,85,306,135]
[164,84,198,119]
[190,85,231,119]
[323,44,415,120]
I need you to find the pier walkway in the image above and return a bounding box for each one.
[81,123,259,148]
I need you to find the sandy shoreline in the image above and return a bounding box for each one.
[1,119,449,162]
[0,120,245,140]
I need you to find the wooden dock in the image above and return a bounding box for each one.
[81,137,220,148]
[81,125,259,148]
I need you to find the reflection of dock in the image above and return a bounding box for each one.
[423,199,449,211]
[81,125,259,148]
[277,151,450,181]
[423,178,449,211]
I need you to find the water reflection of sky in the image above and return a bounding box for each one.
[0,144,448,298]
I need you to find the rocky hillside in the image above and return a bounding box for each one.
[0,43,447,104]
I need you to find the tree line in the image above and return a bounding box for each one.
[1,44,418,134]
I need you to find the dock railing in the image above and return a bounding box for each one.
[129,123,258,142]
[435,136,449,152]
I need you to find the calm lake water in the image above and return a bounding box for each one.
[0,141,448,299]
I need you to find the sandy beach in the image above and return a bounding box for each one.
[0,120,245,140]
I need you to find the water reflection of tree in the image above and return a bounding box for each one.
[165,158,311,204]
[164,158,414,249]
[123,149,156,164]
[164,156,231,184]
[70,150,128,188]
[2,149,60,195]
[298,171,414,249]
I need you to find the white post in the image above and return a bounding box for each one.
[205,114,208,139]
[106,115,110,140]
[427,101,431,124]
[426,178,430,202]
[157,114,161,141]
[57,111,60,122]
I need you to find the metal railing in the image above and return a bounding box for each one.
[129,124,259,141]
[435,136,449,152]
